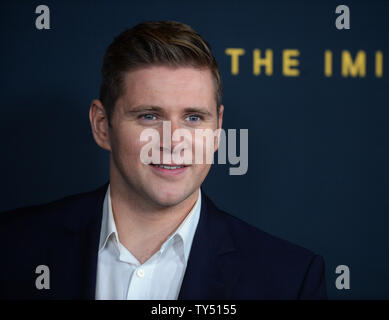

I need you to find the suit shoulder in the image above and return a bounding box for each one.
[215,208,327,299]
[0,185,105,235]
[204,197,327,298]
[217,208,318,263]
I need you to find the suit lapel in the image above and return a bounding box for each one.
[178,192,241,300]
[48,182,108,299]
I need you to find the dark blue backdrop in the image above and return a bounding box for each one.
[1,0,388,299]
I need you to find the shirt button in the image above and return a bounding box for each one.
[136,268,145,278]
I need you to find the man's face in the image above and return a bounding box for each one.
[106,66,223,208]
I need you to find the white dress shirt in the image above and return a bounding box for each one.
[95,185,201,300]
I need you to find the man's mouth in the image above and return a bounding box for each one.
[150,164,186,170]
[149,163,189,176]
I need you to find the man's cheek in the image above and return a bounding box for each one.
[193,137,215,165]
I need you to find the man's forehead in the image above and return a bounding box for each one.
[119,66,217,112]
[123,65,213,80]
[122,66,215,94]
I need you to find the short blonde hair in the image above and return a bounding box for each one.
[99,20,222,126]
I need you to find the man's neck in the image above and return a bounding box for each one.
[108,180,199,264]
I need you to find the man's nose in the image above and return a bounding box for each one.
[160,119,183,152]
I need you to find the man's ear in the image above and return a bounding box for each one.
[89,99,112,152]
[214,104,224,152]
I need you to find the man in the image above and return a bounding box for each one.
[0,21,327,300]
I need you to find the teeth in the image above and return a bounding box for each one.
[154,164,184,170]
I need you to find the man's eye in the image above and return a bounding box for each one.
[186,115,201,122]
[140,114,157,121]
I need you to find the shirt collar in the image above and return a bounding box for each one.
[98,184,119,252]
[98,184,201,263]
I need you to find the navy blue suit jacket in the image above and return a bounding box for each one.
[0,182,327,299]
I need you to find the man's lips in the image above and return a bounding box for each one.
[149,163,190,176]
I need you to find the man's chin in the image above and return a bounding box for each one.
[148,189,194,208]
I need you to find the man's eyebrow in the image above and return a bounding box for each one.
[124,105,164,114]
[183,107,213,117]
[125,105,213,116]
